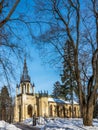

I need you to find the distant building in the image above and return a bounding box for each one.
[14,59,80,122]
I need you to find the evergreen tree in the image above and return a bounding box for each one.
[52,81,70,100]
[52,41,78,117]
[61,40,78,117]
[0,86,12,122]
[52,81,61,98]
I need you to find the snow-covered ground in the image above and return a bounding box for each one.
[0,117,98,130]
[23,117,98,130]
[0,120,21,130]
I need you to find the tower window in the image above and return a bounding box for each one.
[27,84,29,93]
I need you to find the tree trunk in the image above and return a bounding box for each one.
[82,103,94,126]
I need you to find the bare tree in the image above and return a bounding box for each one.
[0,0,34,87]
[32,0,98,126]
[0,1,22,85]
[0,0,20,27]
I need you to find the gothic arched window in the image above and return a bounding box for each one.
[69,106,71,117]
[74,107,76,117]
[27,84,29,93]
[49,105,53,117]
[57,105,59,117]
[28,105,32,117]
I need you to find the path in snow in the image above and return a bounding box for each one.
[23,117,98,130]
[15,123,41,130]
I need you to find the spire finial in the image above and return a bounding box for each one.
[20,58,30,83]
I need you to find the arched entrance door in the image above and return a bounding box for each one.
[28,105,33,117]
[19,105,21,122]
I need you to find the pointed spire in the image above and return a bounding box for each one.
[20,58,30,83]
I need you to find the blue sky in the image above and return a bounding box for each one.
[1,0,93,96]
[0,0,61,95]
[12,0,61,95]
[26,49,60,94]
[15,45,60,95]
[7,0,96,98]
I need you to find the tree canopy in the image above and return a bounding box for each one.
[32,0,98,126]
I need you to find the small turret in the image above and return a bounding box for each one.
[38,90,48,97]
[16,84,19,95]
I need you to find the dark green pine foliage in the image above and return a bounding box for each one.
[52,40,78,101]
[0,86,12,122]
[52,41,78,116]
[52,81,61,98]
[61,40,78,117]
[61,40,77,98]
[52,81,69,100]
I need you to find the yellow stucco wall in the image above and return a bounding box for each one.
[14,59,80,122]
[14,93,80,122]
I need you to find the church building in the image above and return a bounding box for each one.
[14,59,80,122]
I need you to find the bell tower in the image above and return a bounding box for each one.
[16,58,35,95]
[14,58,35,122]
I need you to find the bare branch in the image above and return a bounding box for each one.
[0,0,20,28]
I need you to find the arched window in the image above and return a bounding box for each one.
[74,107,76,117]
[28,105,32,117]
[27,84,29,93]
[54,105,57,115]
[69,106,71,117]
[57,105,59,117]
[49,105,53,117]
[69,106,71,112]
[63,106,65,117]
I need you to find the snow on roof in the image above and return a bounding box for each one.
[48,97,79,104]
